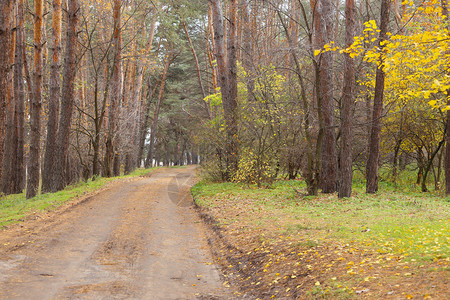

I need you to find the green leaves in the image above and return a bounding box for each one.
[203,88,222,107]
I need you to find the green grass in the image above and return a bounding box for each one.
[0,168,154,228]
[192,177,450,262]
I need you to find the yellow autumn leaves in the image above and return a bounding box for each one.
[314,0,449,110]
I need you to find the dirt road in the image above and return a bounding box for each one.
[0,167,230,299]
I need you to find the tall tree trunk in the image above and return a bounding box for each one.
[136,17,158,167]
[42,0,62,193]
[0,1,14,188]
[281,2,320,195]
[92,72,109,177]
[226,0,239,178]
[27,0,44,199]
[145,49,171,168]
[207,2,218,92]
[124,61,142,174]
[366,0,390,194]
[441,0,450,194]
[137,78,158,167]
[14,0,25,193]
[210,0,228,104]
[210,0,239,180]
[1,0,16,195]
[338,0,356,198]
[182,21,210,118]
[312,0,338,193]
[241,0,255,102]
[52,0,79,192]
[105,0,122,177]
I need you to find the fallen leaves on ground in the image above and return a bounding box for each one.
[195,183,449,299]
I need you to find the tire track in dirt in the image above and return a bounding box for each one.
[0,167,230,299]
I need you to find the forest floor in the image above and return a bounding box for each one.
[0,167,447,299]
[193,179,449,299]
[0,166,234,299]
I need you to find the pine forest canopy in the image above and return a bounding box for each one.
[0,0,448,199]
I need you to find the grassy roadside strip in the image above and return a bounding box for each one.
[192,180,449,299]
[0,168,154,228]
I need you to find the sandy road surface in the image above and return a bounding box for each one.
[0,167,230,299]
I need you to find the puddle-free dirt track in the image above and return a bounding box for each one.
[0,167,231,299]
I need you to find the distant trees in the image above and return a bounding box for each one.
[0,0,449,199]
[199,0,449,197]
[0,0,207,198]
[145,47,173,168]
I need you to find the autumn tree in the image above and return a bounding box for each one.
[52,0,80,192]
[210,0,239,180]
[366,0,391,194]
[311,0,338,193]
[42,0,62,193]
[134,6,163,167]
[27,0,44,199]
[1,0,447,200]
[338,0,356,198]
[145,47,173,167]
[14,0,26,193]
[105,0,122,177]
[1,0,16,195]
[442,0,450,194]
[0,1,14,187]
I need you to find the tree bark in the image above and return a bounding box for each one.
[338,0,356,198]
[210,0,228,99]
[441,0,450,194]
[27,0,44,199]
[0,1,17,194]
[14,0,25,193]
[210,0,239,180]
[52,0,79,192]
[283,2,320,195]
[105,0,122,177]
[124,61,142,174]
[422,136,446,192]
[0,1,14,187]
[92,71,109,177]
[137,77,158,167]
[182,21,210,118]
[207,3,218,92]
[42,0,62,193]
[241,0,255,102]
[312,0,338,193]
[145,49,171,168]
[136,17,158,167]
[2,7,16,195]
[225,0,239,178]
[366,0,390,194]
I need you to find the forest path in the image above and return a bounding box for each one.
[0,166,230,299]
